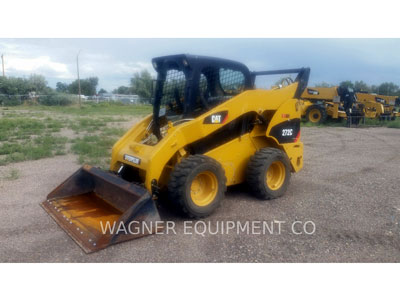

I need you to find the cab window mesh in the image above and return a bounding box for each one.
[161,69,186,105]
[199,74,208,97]
[198,67,245,107]
[219,68,245,94]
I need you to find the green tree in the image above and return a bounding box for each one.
[0,76,43,105]
[39,91,73,106]
[315,82,332,88]
[0,77,30,95]
[339,81,354,89]
[113,86,131,94]
[376,82,399,96]
[56,82,69,93]
[130,70,153,100]
[98,88,107,94]
[68,77,99,96]
[0,75,50,95]
[370,85,379,94]
[27,74,47,93]
[354,80,370,92]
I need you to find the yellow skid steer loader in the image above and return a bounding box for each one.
[41,54,310,253]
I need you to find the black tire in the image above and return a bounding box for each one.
[168,155,226,218]
[305,105,327,124]
[246,148,291,200]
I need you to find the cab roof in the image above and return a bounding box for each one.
[152,54,252,78]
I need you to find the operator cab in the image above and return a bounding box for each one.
[151,54,309,140]
[151,54,253,134]
[337,86,357,114]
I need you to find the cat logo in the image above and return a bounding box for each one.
[211,115,222,123]
[204,111,228,124]
[307,88,319,95]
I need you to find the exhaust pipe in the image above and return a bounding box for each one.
[40,165,162,253]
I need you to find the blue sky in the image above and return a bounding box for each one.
[1,39,399,91]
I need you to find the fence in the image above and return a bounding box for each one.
[346,115,366,127]
[0,94,149,106]
[346,114,397,127]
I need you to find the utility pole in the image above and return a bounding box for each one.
[1,54,5,77]
[76,50,82,108]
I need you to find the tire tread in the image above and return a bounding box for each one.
[246,148,290,200]
[168,155,226,218]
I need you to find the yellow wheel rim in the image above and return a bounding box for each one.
[266,161,286,191]
[309,109,322,123]
[190,171,218,207]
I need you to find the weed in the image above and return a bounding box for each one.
[0,135,68,165]
[4,168,20,180]
[0,118,46,141]
[0,104,150,167]
[11,103,152,116]
[69,118,108,133]
[387,119,400,128]
[301,119,346,128]
[70,134,117,169]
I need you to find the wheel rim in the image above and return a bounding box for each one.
[266,161,286,190]
[190,171,218,206]
[309,109,322,123]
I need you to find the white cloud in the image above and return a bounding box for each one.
[110,61,155,78]
[7,56,67,73]
[5,55,72,78]
[1,38,400,91]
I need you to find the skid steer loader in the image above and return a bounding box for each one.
[299,86,363,124]
[41,54,310,253]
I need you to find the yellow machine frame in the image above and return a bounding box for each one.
[356,93,399,119]
[299,86,347,122]
[111,84,303,192]
[41,55,310,253]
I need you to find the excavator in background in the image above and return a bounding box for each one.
[41,54,310,253]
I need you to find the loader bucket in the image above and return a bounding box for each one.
[40,165,162,253]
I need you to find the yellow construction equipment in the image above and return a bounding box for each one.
[356,92,399,120]
[300,86,362,124]
[41,54,310,253]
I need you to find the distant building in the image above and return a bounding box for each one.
[113,94,140,104]
[97,93,140,104]
[72,94,88,100]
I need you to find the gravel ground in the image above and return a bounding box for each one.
[0,126,399,262]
